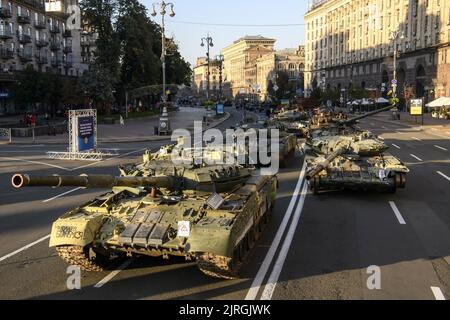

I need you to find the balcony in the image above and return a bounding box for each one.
[36,55,48,65]
[35,39,49,47]
[0,8,12,19]
[63,45,72,53]
[51,58,62,67]
[17,14,31,24]
[18,34,32,44]
[50,41,61,51]
[63,60,73,68]
[34,20,46,29]
[18,49,33,62]
[0,29,12,39]
[63,29,72,38]
[0,48,14,59]
[49,25,60,34]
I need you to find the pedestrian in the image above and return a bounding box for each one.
[119,115,125,126]
[30,113,37,128]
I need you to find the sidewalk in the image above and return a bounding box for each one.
[4,107,231,145]
[371,111,450,138]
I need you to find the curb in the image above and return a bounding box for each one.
[8,112,232,145]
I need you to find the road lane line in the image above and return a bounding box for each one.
[71,148,147,171]
[392,143,401,149]
[42,187,82,203]
[410,154,423,161]
[94,258,135,288]
[411,136,422,141]
[431,287,446,300]
[0,234,50,263]
[388,201,406,225]
[437,171,450,182]
[396,131,405,135]
[378,136,384,140]
[434,145,448,151]
[382,126,388,129]
[260,182,308,300]
[0,156,70,171]
[245,162,307,300]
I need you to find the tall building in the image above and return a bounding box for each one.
[304,0,450,101]
[256,46,305,100]
[221,35,275,97]
[0,0,90,113]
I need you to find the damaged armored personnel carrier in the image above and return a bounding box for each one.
[12,165,277,279]
[304,132,409,194]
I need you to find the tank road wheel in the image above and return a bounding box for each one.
[56,245,111,272]
[395,172,407,189]
[312,176,320,195]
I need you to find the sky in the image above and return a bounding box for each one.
[141,0,309,67]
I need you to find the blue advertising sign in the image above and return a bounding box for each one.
[77,116,94,151]
[216,103,224,115]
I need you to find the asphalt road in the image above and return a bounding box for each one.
[0,108,448,300]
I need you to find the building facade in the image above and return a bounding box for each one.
[256,46,305,100]
[221,35,275,98]
[0,0,91,113]
[305,0,450,102]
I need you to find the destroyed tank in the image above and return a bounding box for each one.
[12,166,278,279]
[304,137,409,194]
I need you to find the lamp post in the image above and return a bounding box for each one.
[201,34,214,100]
[151,1,175,135]
[389,30,404,103]
[215,54,224,101]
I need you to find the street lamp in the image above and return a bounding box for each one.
[389,30,405,104]
[201,34,214,100]
[215,54,224,101]
[151,1,175,135]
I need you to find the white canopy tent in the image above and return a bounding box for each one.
[426,97,450,108]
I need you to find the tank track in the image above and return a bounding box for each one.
[196,203,274,279]
[56,246,104,272]
[196,254,237,280]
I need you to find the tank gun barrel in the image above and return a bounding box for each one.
[306,148,346,180]
[338,105,393,126]
[11,174,177,189]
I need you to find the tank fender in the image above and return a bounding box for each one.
[186,227,232,257]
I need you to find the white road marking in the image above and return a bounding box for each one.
[396,131,405,135]
[392,143,401,149]
[245,162,307,300]
[434,145,448,151]
[42,187,82,203]
[430,287,446,300]
[411,136,422,141]
[0,156,71,171]
[378,136,384,140]
[94,258,135,288]
[0,234,50,263]
[370,123,376,126]
[431,128,438,131]
[71,148,147,171]
[382,126,388,130]
[260,182,308,300]
[437,171,450,182]
[388,201,406,225]
[410,154,423,161]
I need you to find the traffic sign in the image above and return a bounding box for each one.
[391,79,397,85]
[273,85,279,92]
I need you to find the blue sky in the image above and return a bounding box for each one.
[142,0,308,66]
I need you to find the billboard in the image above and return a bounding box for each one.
[77,116,95,151]
[410,99,423,116]
[216,103,224,115]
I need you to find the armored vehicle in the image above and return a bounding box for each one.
[12,166,277,279]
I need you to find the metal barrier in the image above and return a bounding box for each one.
[47,149,120,161]
[0,128,11,143]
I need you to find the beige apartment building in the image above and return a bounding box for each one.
[257,46,305,100]
[0,0,93,113]
[193,57,221,95]
[221,36,305,101]
[305,0,450,101]
[221,35,275,98]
